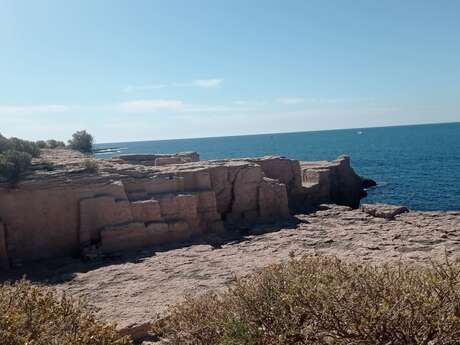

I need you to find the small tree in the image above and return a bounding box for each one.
[68,130,94,153]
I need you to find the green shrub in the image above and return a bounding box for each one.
[7,137,40,158]
[36,140,48,149]
[0,150,32,183]
[0,280,132,345]
[81,159,99,173]
[68,130,93,153]
[0,133,10,153]
[36,139,66,149]
[46,139,66,149]
[153,256,460,345]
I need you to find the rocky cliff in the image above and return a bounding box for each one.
[0,149,372,269]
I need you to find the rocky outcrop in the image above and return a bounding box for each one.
[299,155,375,210]
[0,149,371,269]
[361,203,409,220]
[114,152,200,166]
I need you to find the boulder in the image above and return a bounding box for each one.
[361,203,409,220]
[131,200,162,222]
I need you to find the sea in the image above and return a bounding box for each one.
[95,122,460,211]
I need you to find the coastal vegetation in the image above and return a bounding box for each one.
[81,158,99,173]
[68,130,94,153]
[0,133,38,184]
[0,130,95,183]
[153,256,460,345]
[36,139,66,149]
[0,280,132,345]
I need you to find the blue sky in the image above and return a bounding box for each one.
[1,0,459,143]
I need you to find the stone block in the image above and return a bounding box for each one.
[100,222,148,253]
[157,194,179,220]
[145,222,170,243]
[232,165,263,213]
[155,156,183,166]
[196,190,218,213]
[131,200,162,222]
[180,169,212,191]
[168,220,193,242]
[79,196,133,247]
[258,177,290,222]
[176,194,198,220]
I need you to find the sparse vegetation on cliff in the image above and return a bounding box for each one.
[81,158,99,173]
[36,139,66,149]
[0,133,38,183]
[153,256,460,345]
[0,134,40,158]
[0,150,32,184]
[68,130,94,153]
[0,280,132,345]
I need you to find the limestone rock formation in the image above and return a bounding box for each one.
[114,151,199,166]
[17,204,459,341]
[298,155,373,210]
[0,149,372,269]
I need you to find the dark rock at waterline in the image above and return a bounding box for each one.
[361,177,377,189]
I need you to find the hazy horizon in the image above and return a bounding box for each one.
[1,1,459,142]
[96,120,459,145]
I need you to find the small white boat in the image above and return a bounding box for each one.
[357,131,363,135]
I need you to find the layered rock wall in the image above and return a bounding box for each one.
[0,151,370,269]
[114,151,199,166]
[299,155,368,209]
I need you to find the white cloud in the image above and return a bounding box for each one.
[116,99,184,113]
[123,84,166,93]
[191,79,222,88]
[233,100,266,106]
[123,79,223,93]
[0,104,74,116]
[276,97,305,105]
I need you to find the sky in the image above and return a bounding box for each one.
[1,0,459,143]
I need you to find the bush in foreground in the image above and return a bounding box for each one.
[68,130,94,153]
[153,256,460,345]
[0,280,132,345]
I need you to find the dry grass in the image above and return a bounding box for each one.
[153,256,460,345]
[0,280,132,345]
[81,159,99,173]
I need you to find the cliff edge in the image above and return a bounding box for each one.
[0,149,373,269]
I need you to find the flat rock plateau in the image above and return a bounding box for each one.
[3,204,459,343]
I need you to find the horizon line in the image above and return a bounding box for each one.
[96,120,460,145]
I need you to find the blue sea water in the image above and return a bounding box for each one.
[96,122,460,211]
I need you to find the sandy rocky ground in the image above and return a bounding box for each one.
[3,204,460,343]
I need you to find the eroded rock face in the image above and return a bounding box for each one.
[0,150,370,269]
[299,155,372,210]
